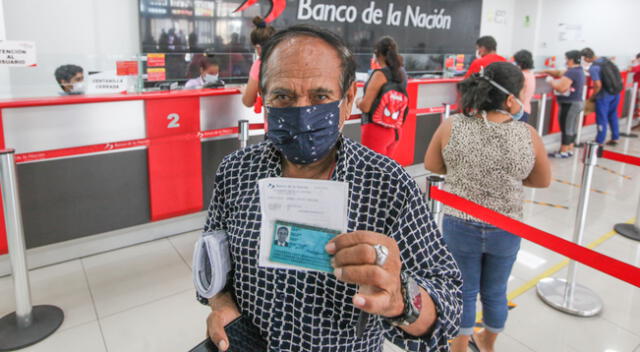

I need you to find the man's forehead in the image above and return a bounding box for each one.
[263,36,342,93]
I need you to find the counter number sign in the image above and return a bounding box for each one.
[167,113,181,128]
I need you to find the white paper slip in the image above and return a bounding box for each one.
[258,177,349,271]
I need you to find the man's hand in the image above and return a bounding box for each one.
[206,291,241,351]
[326,231,405,318]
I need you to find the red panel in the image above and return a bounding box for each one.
[146,97,200,138]
[0,111,6,254]
[145,97,203,221]
[0,188,6,255]
[147,138,202,220]
[548,95,560,134]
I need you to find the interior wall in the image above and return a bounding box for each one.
[2,0,139,98]
[479,0,516,58]
[534,0,640,68]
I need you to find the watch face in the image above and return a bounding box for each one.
[408,279,422,311]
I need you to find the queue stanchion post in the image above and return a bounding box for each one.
[238,119,249,149]
[620,82,638,138]
[0,149,64,351]
[614,192,640,241]
[575,85,589,148]
[426,175,445,229]
[536,142,603,316]
[442,103,451,121]
[537,93,547,136]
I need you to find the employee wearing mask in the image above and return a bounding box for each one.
[464,36,506,78]
[184,55,224,89]
[54,64,85,95]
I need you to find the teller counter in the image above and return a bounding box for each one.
[0,72,634,273]
[0,87,367,274]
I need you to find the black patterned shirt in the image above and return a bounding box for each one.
[204,137,462,351]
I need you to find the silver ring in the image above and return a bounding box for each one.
[372,244,389,267]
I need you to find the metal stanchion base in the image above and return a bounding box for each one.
[614,223,640,241]
[619,132,639,138]
[0,305,64,351]
[536,278,603,317]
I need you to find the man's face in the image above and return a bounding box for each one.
[261,36,356,130]
[277,228,288,242]
[61,72,84,92]
[582,56,594,64]
[476,45,487,57]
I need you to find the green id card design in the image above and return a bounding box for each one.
[269,220,341,272]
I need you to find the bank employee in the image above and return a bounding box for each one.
[201,25,462,352]
[184,55,223,89]
[54,64,85,95]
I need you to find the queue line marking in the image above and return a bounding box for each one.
[553,178,609,195]
[473,217,634,323]
[523,199,569,210]
[595,165,632,180]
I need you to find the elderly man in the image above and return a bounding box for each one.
[202,25,461,351]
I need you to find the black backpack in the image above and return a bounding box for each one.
[594,58,623,95]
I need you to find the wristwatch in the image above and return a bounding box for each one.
[384,272,422,326]
[196,292,209,306]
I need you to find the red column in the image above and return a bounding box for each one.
[0,110,7,255]
[391,81,418,166]
[145,97,203,221]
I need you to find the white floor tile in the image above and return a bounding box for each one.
[12,321,106,352]
[0,259,96,332]
[506,272,640,352]
[100,289,210,352]
[168,230,201,269]
[82,239,193,318]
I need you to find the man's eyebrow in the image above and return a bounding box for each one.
[269,87,296,96]
[308,87,335,95]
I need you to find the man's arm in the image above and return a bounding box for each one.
[202,157,241,351]
[328,175,462,351]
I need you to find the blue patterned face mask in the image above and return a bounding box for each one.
[266,100,342,165]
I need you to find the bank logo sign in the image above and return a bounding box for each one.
[234,0,482,54]
[236,0,452,30]
[234,0,287,22]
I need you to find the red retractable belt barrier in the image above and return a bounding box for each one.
[430,186,640,287]
[601,150,640,167]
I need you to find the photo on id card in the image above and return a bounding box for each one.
[269,220,341,273]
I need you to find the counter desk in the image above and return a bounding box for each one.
[0,73,634,274]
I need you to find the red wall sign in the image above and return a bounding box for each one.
[147,53,166,67]
[116,61,139,76]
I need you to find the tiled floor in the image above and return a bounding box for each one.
[1,134,639,351]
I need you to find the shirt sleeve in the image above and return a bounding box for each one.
[203,158,230,233]
[379,177,463,352]
[589,64,601,81]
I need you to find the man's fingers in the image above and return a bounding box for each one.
[332,243,377,267]
[207,313,230,351]
[326,231,392,254]
[353,292,394,316]
[334,264,391,288]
